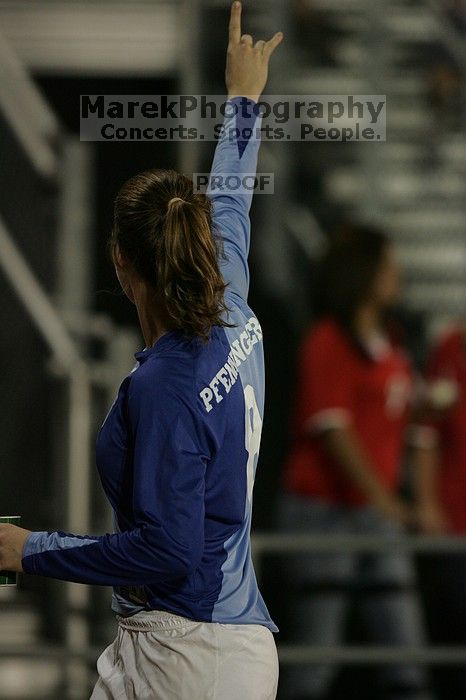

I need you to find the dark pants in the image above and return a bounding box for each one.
[277,493,433,700]
[418,553,466,699]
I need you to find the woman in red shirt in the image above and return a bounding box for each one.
[413,323,466,697]
[278,226,433,700]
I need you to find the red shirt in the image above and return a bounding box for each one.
[423,328,466,533]
[283,318,413,506]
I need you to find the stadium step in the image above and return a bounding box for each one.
[303,0,466,331]
[0,588,62,699]
[325,169,465,202]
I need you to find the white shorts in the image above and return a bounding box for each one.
[89,608,279,699]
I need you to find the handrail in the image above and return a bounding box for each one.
[278,645,466,665]
[0,214,82,371]
[249,532,466,665]
[0,29,60,178]
[0,216,94,698]
[251,532,466,554]
[1,643,466,665]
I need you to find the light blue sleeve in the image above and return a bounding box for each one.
[209,97,262,301]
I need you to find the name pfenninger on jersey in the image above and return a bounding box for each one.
[200,316,263,413]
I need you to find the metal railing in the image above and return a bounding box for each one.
[250,532,466,665]
[252,532,466,557]
[0,27,59,178]
[1,533,466,672]
[0,214,94,698]
[0,26,111,698]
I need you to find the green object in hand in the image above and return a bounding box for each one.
[0,516,21,586]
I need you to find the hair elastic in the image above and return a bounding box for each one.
[167,197,185,207]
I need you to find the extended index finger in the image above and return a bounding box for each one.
[228,1,242,46]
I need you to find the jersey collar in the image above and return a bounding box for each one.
[134,329,183,363]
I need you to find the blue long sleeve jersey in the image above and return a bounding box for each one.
[21,98,278,633]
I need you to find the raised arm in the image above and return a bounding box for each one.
[210,1,282,300]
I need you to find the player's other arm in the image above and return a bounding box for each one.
[210,1,282,300]
[2,380,209,586]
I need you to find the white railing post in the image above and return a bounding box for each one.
[64,364,93,699]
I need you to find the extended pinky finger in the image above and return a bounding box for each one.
[263,31,283,57]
